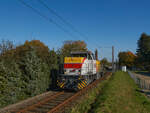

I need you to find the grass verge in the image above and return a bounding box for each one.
[71,71,150,113]
[91,71,150,113]
[70,74,111,113]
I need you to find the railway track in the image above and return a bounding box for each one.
[15,91,75,113]
[1,72,111,113]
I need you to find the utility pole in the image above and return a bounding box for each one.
[95,49,98,60]
[112,46,114,72]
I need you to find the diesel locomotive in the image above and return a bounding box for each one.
[57,51,103,90]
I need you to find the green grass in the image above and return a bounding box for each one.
[92,71,150,113]
[71,71,150,113]
[70,75,111,113]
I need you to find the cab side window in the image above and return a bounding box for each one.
[88,54,93,60]
[92,54,96,60]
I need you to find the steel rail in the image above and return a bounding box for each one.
[48,72,111,113]
[16,72,111,113]
[17,91,64,113]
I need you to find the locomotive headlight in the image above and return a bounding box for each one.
[78,69,81,75]
[64,70,66,74]
[64,69,68,74]
[62,78,65,81]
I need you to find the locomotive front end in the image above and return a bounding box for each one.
[57,51,101,90]
[57,52,88,90]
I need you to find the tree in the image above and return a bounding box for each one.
[19,48,50,97]
[136,33,150,70]
[0,59,23,107]
[49,49,58,70]
[0,39,14,55]
[61,40,87,57]
[118,51,136,69]
[101,58,110,66]
[0,39,58,108]
[15,40,51,66]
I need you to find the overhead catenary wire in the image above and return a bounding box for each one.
[18,0,76,39]
[37,0,89,41]
[18,0,102,52]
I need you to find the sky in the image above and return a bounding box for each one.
[0,0,150,61]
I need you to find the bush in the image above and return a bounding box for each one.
[0,59,23,107]
[19,48,50,97]
[0,40,57,108]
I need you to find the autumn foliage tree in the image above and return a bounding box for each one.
[15,40,51,66]
[61,40,87,57]
[118,51,136,69]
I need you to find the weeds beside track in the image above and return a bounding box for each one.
[90,71,150,113]
[0,72,111,113]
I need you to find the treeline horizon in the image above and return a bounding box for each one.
[0,39,88,108]
[118,32,150,72]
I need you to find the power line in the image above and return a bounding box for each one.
[37,0,89,40]
[18,0,76,38]
[98,46,112,48]
[18,0,98,51]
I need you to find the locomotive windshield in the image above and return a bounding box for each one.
[71,53,87,57]
[70,51,94,59]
